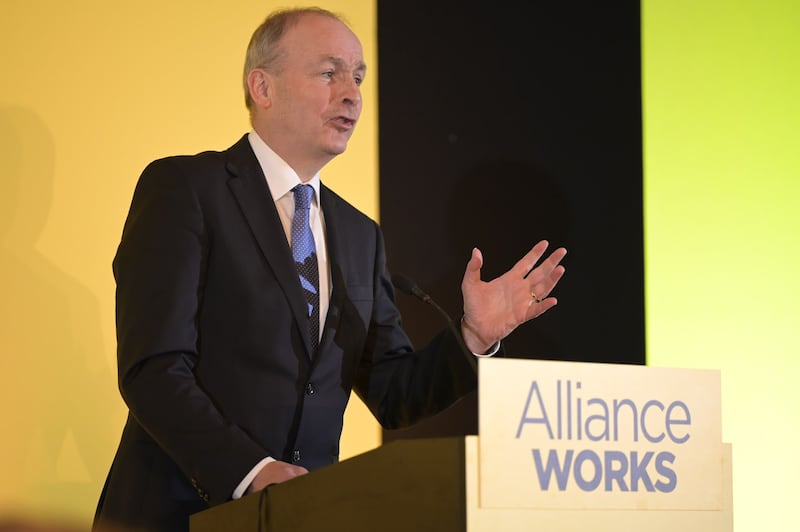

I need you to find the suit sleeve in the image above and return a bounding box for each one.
[354,222,478,429]
[113,159,266,504]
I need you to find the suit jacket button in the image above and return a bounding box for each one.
[305,382,315,395]
[292,449,301,463]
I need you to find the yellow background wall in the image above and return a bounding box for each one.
[0,0,379,526]
[643,1,799,531]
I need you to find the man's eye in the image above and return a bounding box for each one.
[354,76,363,86]
[323,71,334,79]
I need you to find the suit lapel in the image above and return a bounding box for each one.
[224,135,314,358]
[318,185,347,356]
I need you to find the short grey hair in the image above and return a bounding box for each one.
[242,7,347,110]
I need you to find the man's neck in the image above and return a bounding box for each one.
[251,128,328,182]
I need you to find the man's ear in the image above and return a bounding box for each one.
[247,68,272,108]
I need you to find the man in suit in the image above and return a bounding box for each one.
[94,7,567,531]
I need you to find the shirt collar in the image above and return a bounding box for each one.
[247,130,321,204]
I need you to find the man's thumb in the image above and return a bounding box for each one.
[464,247,483,281]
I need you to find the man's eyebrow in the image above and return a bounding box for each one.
[323,56,367,74]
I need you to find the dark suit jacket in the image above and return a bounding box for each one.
[94,135,477,531]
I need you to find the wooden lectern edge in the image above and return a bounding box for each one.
[190,437,468,532]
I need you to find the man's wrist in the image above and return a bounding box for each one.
[460,315,497,355]
[234,456,275,499]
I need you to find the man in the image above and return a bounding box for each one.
[94,7,566,532]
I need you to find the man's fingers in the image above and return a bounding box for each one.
[463,247,484,284]
[526,246,567,283]
[529,264,566,303]
[528,296,558,318]
[517,240,549,278]
[250,461,310,493]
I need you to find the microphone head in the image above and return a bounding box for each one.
[391,273,417,296]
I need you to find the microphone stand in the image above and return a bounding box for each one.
[391,273,478,374]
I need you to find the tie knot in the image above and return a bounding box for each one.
[292,184,313,211]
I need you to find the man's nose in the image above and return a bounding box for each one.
[340,79,362,106]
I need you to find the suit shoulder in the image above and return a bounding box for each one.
[321,185,378,229]
[139,135,251,180]
[141,149,226,177]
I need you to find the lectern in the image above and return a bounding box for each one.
[191,358,733,531]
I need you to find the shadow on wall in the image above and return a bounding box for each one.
[0,106,119,523]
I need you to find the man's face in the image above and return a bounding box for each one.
[262,14,365,177]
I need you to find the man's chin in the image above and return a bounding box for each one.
[325,141,349,156]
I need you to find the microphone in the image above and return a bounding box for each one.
[391,273,477,374]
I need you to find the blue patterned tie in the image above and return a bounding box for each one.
[291,184,320,352]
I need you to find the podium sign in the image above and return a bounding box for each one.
[478,357,723,511]
[191,357,732,531]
